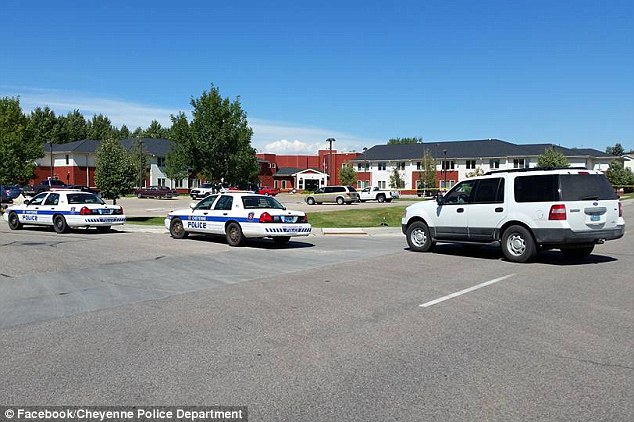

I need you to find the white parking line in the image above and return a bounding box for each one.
[419,274,516,308]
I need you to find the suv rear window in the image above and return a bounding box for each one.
[346,186,357,192]
[515,174,617,202]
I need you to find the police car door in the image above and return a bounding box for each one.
[21,192,49,225]
[40,192,61,226]
[188,195,217,233]
[208,195,234,235]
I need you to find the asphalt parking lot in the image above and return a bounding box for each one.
[0,202,632,421]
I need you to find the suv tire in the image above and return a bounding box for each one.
[406,221,435,252]
[501,225,536,263]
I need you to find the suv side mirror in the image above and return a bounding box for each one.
[436,194,444,205]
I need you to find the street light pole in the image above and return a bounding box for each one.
[326,138,336,185]
[48,141,54,180]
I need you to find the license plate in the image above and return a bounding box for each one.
[591,214,600,222]
[100,209,112,215]
[282,216,295,223]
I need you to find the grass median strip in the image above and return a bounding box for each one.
[126,206,409,228]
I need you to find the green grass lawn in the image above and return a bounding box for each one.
[127,206,409,228]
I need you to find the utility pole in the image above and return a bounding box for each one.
[326,138,336,185]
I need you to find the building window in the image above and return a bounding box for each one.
[378,162,387,171]
[65,155,69,165]
[489,159,500,169]
[466,160,476,169]
[441,160,455,170]
[357,163,363,171]
[282,180,287,189]
[299,178,304,189]
[158,178,165,187]
[378,180,386,189]
[396,162,405,170]
[513,159,527,168]
[174,179,184,188]
[157,156,166,167]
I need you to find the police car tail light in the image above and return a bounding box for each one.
[259,212,273,223]
[548,204,567,220]
[298,215,308,223]
[79,206,93,215]
[619,201,623,217]
[114,207,123,215]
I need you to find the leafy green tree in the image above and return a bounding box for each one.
[389,167,405,189]
[537,147,570,168]
[129,138,149,188]
[388,137,422,145]
[417,149,436,194]
[165,112,191,181]
[0,97,44,184]
[25,106,61,144]
[606,143,625,156]
[94,138,136,204]
[132,127,143,137]
[87,114,114,140]
[170,85,259,185]
[142,120,170,139]
[57,110,88,143]
[606,159,634,191]
[118,125,130,139]
[339,162,357,186]
[466,167,486,178]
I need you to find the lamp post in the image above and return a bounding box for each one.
[443,149,447,191]
[48,141,54,180]
[326,138,336,185]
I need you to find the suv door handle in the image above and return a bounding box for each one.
[495,207,504,212]
[457,208,464,213]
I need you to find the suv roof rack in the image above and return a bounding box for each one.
[485,166,588,175]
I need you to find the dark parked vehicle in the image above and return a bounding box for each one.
[1,185,23,203]
[23,179,69,196]
[135,185,178,199]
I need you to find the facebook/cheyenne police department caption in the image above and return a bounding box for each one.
[1,407,247,422]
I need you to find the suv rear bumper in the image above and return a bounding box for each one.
[533,225,625,245]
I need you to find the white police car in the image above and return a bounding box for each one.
[165,191,311,246]
[3,189,125,233]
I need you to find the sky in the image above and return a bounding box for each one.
[1,0,632,154]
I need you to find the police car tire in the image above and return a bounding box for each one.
[8,212,23,230]
[226,222,245,247]
[170,218,189,239]
[53,215,70,233]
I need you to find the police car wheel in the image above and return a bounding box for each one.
[170,218,188,239]
[273,236,290,245]
[226,222,245,247]
[53,215,69,233]
[8,212,23,230]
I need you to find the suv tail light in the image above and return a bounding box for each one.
[619,201,623,217]
[79,206,93,215]
[259,212,273,223]
[549,204,567,220]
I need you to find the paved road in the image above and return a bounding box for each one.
[0,203,632,421]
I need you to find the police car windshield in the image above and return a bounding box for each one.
[67,193,105,205]
[242,195,285,210]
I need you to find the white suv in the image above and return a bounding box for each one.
[402,168,625,262]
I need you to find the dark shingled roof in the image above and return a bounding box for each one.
[274,167,303,176]
[355,139,612,160]
[47,138,171,156]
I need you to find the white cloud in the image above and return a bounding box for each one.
[1,86,381,153]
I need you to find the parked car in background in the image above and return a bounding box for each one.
[257,186,280,196]
[1,185,23,203]
[190,183,217,200]
[305,186,359,205]
[135,185,178,199]
[358,186,399,203]
[23,178,69,196]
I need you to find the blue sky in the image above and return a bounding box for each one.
[1,0,632,154]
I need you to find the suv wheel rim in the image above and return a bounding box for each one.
[411,228,427,247]
[507,233,526,256]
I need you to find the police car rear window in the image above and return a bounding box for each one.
[242,196,285,209]
[67,193,104,204]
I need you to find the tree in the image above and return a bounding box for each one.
[165,112,191,181]
[417,149,436,194]
[142,120,170,139]
[389,167,405,189]
[169,85,259,185]
[339,163,356,186]
[466,167,485,178]
[606,143,625,157]
[0,97,43,184]
[25,106,61,144]
[537,147,570,168]
[388,137,422,145]
[116,124,131,140]
[87,114,114,140]
[94,138,136,204]
[606,159,634,191]
[57,110,87,143]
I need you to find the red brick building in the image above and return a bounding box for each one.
[256,150,361,191]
